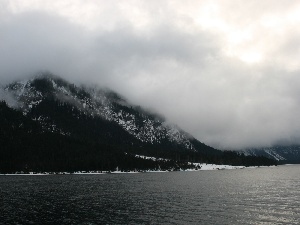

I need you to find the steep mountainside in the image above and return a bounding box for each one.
[4,73,216,153]
[241,146,300,164]
[0,73,276,172]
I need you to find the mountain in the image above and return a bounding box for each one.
[0,73,276,172]
[240,146,300,164]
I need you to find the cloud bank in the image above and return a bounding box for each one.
[1,0,300,149]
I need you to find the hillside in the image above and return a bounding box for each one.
[0,73,276,172]
[240,146,300,164]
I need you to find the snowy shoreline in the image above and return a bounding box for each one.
[0,163,277,176]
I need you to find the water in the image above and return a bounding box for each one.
[1,165,300,225]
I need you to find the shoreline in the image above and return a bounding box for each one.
[0,163,279,176]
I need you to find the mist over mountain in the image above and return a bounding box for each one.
[2,1,300,150]
[0,73,276,172]
[240,146,300,164]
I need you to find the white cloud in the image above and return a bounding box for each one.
[1,0,300,149]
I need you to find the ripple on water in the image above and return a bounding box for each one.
[1,166,300,225]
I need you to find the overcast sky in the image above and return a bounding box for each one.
[1,0,300,150]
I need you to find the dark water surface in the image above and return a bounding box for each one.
[1,165,300,225]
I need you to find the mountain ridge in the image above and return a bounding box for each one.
[0,73,276,172]
[5,73,217,152]
[240,146,300,164]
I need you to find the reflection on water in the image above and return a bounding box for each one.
[1,165,300,224]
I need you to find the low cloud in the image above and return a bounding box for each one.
[1,1,300,150]
[0,89,19,108]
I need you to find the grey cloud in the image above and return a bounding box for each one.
[1,7,300,150]
[0,11,88,84]
[0,88,19,108]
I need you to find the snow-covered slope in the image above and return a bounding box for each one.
[241,146,300,163]
[0,74,278,172]
[2,74,209,152]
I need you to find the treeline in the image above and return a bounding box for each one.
[0,101,276,173]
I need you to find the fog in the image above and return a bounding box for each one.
[1,0,300,149]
